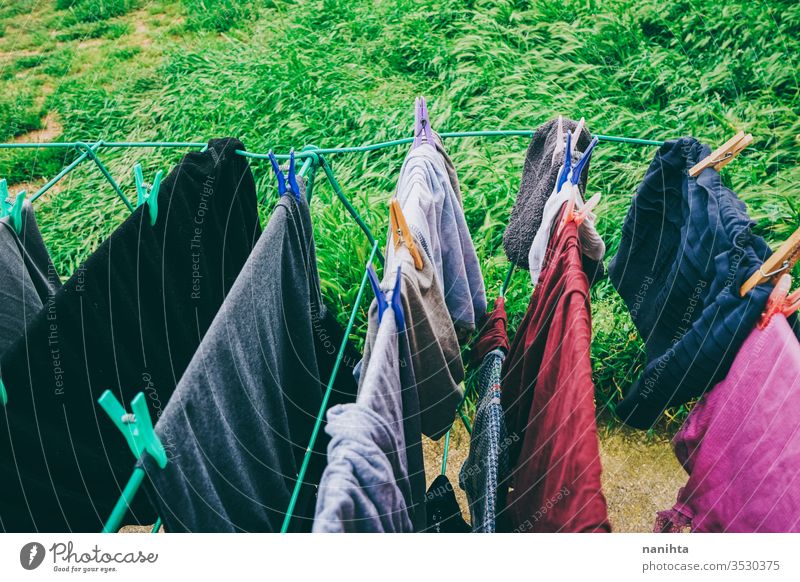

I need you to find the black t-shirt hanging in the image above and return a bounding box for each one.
[0,138,260,532]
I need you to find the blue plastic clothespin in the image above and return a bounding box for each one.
[268,150,286,197]
[98,390,167,469]
[413,97,434,148]
[367,263,405,329]
[133,164,162,227]
[569,136,599,186]
[287,150,300,198]
[268,150,301,200]
[390,266,404,330]
[367,264,388,322]
[0,179,27,235]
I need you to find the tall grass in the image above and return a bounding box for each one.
[181,0,274,32]
[0,91,42,140]
[55,0,139,23]
[3,0,799,428]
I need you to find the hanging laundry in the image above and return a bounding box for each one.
[347,244,431,530]
[504,118,594,270]
[608,138,774,429]
[458,296,511,533]
[361,220,464,440]
[16,200,61,297]
[527,179,605,286]
[433,133,464,206]
[314,276,421,533]
[143,186,358,532]
[424,475,471,533]
[394,138,486,334]
[0,202,61,354]
[0,138,259,532]
[657,309,800,533]
[500,214,610,533]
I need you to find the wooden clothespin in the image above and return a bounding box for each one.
[688,131,753,177]
[740,225,800,297]
[389,199,424,270]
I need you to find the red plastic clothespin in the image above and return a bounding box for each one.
[759,274,800,329]
[559,184,601,233]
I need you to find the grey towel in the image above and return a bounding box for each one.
[349,250,429,530]
[0,203,60,355]
[503,118,593,269]
[361,269,429,530]
[143,192,358,532]
[314,302,414,532]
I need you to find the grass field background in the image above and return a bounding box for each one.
[1,0,798,430]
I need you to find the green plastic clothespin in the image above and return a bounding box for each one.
[98,390,167,469]
[0,179,27,234]
[133,164,162,227]
[0,378,7,407]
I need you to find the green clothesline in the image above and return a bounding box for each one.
[0,127,664,533]
[0,130,664,201]
[1,128,664,267]
[0,131,663,153]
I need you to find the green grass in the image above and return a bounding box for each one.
[181,0,272,32]
[1,0,798,430]
[56,0,139,24]
[0,90,43,140]
[0,148,68,185]
[54,20,132,42]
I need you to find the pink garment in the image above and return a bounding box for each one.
[656,314,800,533]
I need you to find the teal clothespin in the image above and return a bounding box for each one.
[0,378,7,407]
[98,390,167,469]
[133,164,162,227]
[0,179,27,234]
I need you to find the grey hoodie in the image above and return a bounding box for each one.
[314,303,415,532]
[361,238,464,441]
[395,142,486,333]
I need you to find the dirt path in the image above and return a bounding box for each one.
[423,422,686,533]
[10,113,62,144]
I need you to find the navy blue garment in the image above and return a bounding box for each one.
[424,475,470,533]
[609,137,773,429]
